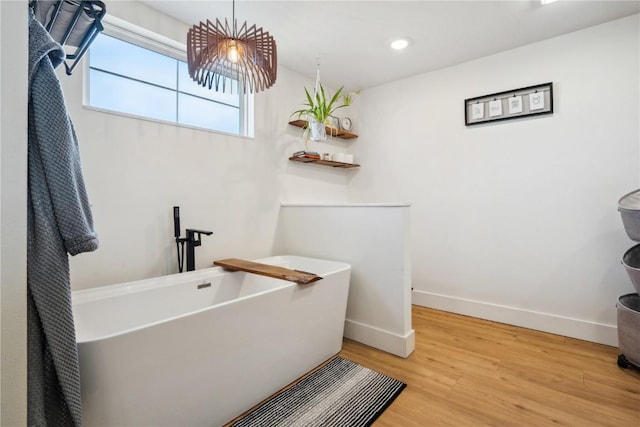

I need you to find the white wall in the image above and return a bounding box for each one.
[0,1,27,424]
[62,1,351,290]
[349,15,640,345]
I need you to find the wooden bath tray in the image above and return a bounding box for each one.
[213,258,323,285]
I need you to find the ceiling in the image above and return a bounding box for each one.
[143,1,640,91]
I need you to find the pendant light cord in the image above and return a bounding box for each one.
[232,0,236,35]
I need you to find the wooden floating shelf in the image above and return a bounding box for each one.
[289,156,360,169]
[288,120,358,140]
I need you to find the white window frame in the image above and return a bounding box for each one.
[83,14,254,138]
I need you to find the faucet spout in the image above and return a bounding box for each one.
[186,228,213,238]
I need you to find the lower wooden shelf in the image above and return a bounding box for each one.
[289,156,360,169]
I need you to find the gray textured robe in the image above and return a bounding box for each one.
[28,10,98,427]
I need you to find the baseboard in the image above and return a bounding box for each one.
[344,319,415,358]
[412,290,618,346]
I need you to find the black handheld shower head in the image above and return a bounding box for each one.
[173,206,181,239]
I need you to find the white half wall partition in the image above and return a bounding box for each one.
[274,203,414,358]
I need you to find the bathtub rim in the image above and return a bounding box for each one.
[73,255,351,343]
[73,255,349,302]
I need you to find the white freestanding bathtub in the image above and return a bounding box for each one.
[72,255,351,426]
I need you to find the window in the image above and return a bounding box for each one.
[87,31,253,137]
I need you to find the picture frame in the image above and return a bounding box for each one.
[464,82,553,126]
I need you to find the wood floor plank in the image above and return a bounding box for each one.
[340,306,640,426]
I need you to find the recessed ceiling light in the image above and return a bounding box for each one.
[389,38,410,50]
[540,0,559,5]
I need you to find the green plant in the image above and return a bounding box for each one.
[291,84,353,124]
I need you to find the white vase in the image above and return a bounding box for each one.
[308,120,326,141]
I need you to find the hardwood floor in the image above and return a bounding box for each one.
[339,306,640,426]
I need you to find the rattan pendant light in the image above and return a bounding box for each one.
[186,0,277,93]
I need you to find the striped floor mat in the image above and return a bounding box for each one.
[230,356,406,427]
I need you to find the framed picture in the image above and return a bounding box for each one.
[508,95,523,114]
[464,82,553,126]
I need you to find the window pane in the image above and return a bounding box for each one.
[178,93,239,133]
[90,34,177,89]
[90,69,176,122]
[87,30,252,136]
[177,61,240,107]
